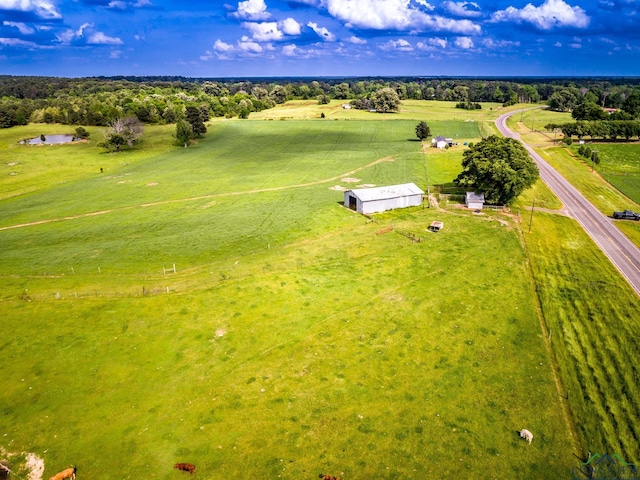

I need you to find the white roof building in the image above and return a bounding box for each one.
[344,183,424,214]
[465,192,485,209]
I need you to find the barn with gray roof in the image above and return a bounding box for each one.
[344,183,424,214]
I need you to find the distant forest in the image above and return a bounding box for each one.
[1,75,640,129]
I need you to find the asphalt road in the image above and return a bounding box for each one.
[496,110,640,297]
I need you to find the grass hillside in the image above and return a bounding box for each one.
[7,100,640,477]
[0,107,578,479]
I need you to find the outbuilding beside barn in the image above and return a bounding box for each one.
[344,183,424,214]
[465,192,485,210]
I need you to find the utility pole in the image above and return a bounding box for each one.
[528,198,535,233]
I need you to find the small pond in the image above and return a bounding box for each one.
[22,134,78,145]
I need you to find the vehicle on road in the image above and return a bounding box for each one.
[612,210,640,220]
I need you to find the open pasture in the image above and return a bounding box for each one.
[1,111,572,478]
[524,212,640,465]
[586,143,640,205]
[0,123,176,201]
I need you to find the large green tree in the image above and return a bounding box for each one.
[175,119,195,147]
[415,121,431,140]
[572,101,608,120]
[185,105,207,136]
[370,87,401,113]
[454,135,539,205]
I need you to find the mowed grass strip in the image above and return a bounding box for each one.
[1,206,573,479]
[524,212,640,464]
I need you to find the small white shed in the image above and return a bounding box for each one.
[344,183,424,214]
[466,192,485,210]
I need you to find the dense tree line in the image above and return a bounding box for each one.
[2,75,640,129]
[545,120,640,141]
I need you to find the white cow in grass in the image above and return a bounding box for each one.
[520,429,533,444]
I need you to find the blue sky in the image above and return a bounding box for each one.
[1,0,639,77]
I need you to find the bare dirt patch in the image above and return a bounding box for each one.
[341,177,360,183]
[147,182,158,187]
[330,185,346,191]
[0,449,44,480]
[24,453,44,480]
[215,328,227,338]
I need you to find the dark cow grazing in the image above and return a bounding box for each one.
[319,474,340,480]
[174,463,196,475]
[49,466,76,480]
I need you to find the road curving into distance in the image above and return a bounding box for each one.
[496,110,640,297]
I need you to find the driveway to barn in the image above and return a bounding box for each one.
[496,110,640,297]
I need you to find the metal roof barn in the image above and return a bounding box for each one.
[344,183,424,214]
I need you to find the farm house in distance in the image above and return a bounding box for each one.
[344,183,424,214]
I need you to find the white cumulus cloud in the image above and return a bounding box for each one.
[238,36,264,53]
[88,31,123,45]
[213,39,235,53]
[323,0,478,34]
[56,23,92,44]
[307,21,336,41]
[444,1,482,17]
[481,38,521,48]
[231,0,271,21]
[379,38,414,51]
[454,36,474,48]
[242,21,283,41]
[347,35,367,44]
[3,21,35,34]
[242,18,303,41]
[280,17,301,35]
[0,36,39,47]
[491,0,590,29]
[0,0,61,19]
[417,37,448,49]
[56,23,122,45]
[283,44,298,56]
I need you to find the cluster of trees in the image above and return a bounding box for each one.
[455,101,482,110]
[577,144,600,167]
[349,87,402,112]
[543,83,640,142]
[545,120,640,141]
[547,85,640,114]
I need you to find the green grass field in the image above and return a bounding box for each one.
[523,213,640,464]
[583,143,640,205]
[2,100,636,479]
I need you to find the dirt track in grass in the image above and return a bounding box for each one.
[0,157,395,232]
